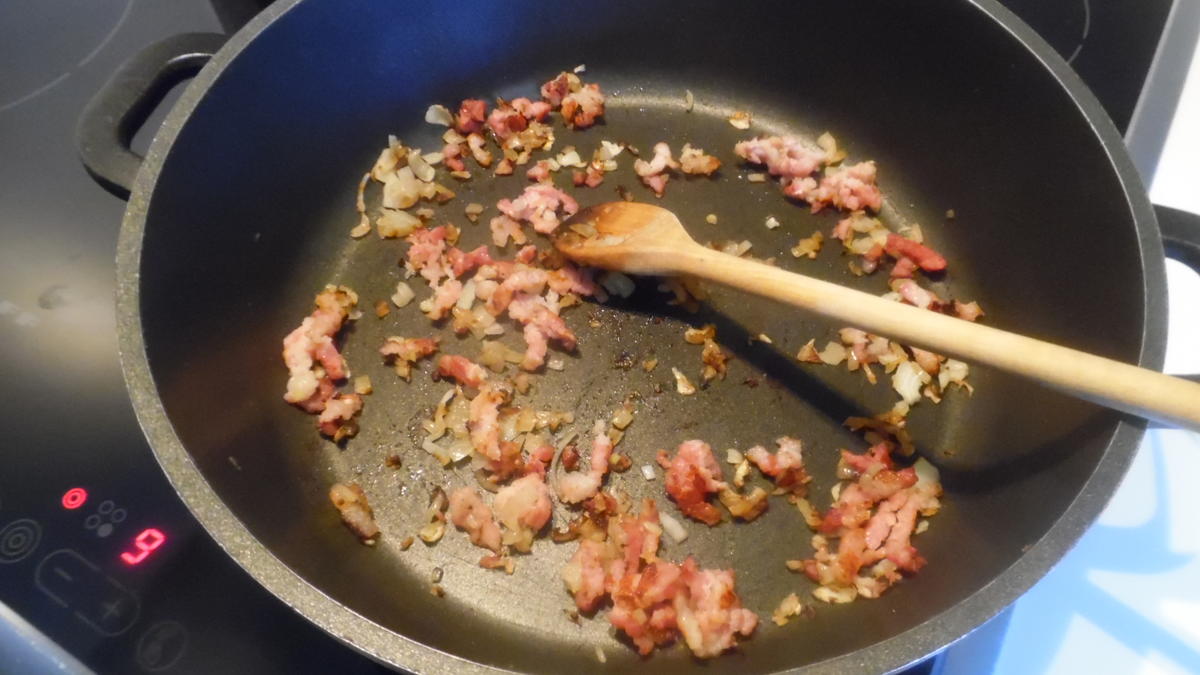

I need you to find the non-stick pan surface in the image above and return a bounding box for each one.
[112,0,1164,672]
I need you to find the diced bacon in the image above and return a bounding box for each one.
[454,98,487,134]
[561,83,605,129]
[831,217,854,241]
[674,559,759,659]
[657,440,726,525]
[746,437,809,491]
[524,443,555,479]
[282,286,357,412]
[489,215,527,247]
[487,104,528,141]
[425,278,462,320]
[954,299,984,322]
[576,163,605,187]
[557,421,613,504]
[497,184,579,234]
[546,263,599,297]
[893,278,938,310]
[448,487,502,553]
[436,354,489,388]
[468,385,505,460]
[910,347,941,375]
[608,559,684,655]
[486,266,548,315]
[379,336,439,380]
[891,256,918,279]
[562,539,609,611]
[633,142,677,197]
[406,226,450,284]
[805,161,883,213]
[838,442,895,476]
[678,143,721,176]
[447,245,493,278]
[783,176,818,200]
[443,142,466,172]
[643,173,670,198]
[494,474,552,552]
[526,160,552,183]
[329,483,380,543]
[511,97,551,121]
[734,135,827,181]
[520,323,548,371]
[515,244,538,264]
[885,233,947,272]
[317,393,362,439]
[540,71,578,108]
[508,294,577,349]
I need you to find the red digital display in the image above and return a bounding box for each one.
[120,528,166,565]
[61,487,88,510]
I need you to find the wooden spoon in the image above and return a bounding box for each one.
[555,201,1200,431]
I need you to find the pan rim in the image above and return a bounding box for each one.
[113,0,1167,672]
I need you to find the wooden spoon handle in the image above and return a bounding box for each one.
[673,244,1200,431]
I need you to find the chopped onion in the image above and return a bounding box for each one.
[377,208,421,238]
[556,148,585,168]
[813,585,857,604]
[548,358,565,371]
[573,63,586,73]
[455,280,476,310]
[349,215,371,239]
[705,213,718,224]
[892,360,930,405]
[672,367,696,395]
[747,172,767,183]
[382,166,419,209]
[913,457,940,489]
[818,341,847,365]
[391,281,415,307]
[598,140,624,161]
[641,465,656,481]
[659,512,688,543]
[408,149,436,182]
[725,448,743,464]
[464,202,484,222]
[425,104,453,126]
[354,375,372,395]
[765,216,781,230]
[728,110,752,129]
[611,406,634,430]
[684,90,695,112]
[423,151,444,165]
[938,358,971,391]
[598,271,636,298]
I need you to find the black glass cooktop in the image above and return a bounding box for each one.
[0,1,1180,673]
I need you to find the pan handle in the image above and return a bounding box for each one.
[75,33,226,200]
[1154,203,1200,387]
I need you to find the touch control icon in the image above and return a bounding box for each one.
[34,549,140,636]
[136,621,188,672]
[0,518,42,564]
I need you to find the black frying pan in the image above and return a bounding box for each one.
[76,0,1200,672]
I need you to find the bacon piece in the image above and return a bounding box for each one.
[633,142,678,197]
[678,143,721,176]
[540,71,578,108]
[446,245,493,278]
[436,354,489,388]
[486,266,548,315]
[524,443,555,479]
[746,437,809,492]
[487,104,528,141]
[657,440,726,525]
[468,385,506,461]
[448,487,502,553]
[467,132,492,167]
[561,83,605,128]
[442,142,466,172]
[497,184,579,234]
[317,393,362,440]
[562,539,609,611]
[511,97,551,122]
[406,226,450,284]
[425,278,462,321]
[674,559,759,658]
[489,215,527,247]
[954,299,984,322]
[831,216,854,241]
[891,256,917,279]
[454,98,487,134]
[526,160,553,183]
[515,244,538,264]
[557,422,614,504]
[893,278,940,310]
[329,483,379,543]
[804,161,883,213]
[379,336,439,380]
[734,135,827,180]
[282,286,357,413]
[885,233,947,272]
[546,263,599,297]
[494,473,552,552]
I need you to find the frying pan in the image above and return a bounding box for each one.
[76,0,1200,672]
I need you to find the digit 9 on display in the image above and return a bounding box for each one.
[120,528,166,565]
